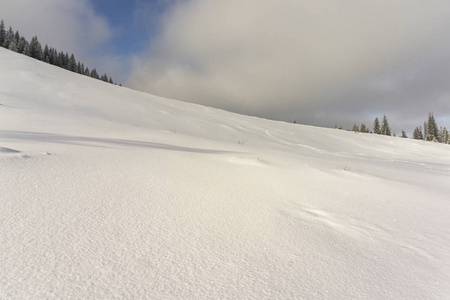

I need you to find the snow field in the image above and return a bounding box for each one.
[1,48,450,299]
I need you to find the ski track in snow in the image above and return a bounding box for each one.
[1,48,450,299]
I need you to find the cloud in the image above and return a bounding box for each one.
[129,0,450,132]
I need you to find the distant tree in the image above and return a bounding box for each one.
[77,62,82,74]
[8,40,17,52]
[401,130,407,138]
[373,117,381,134]
[28,36,43,60]
[109,76,113,84]
[381,115,391,136]
[352,123,359,132]
[90,68,99,79]
[14,30,20,44]
[60,52,70,69]
[17,37,28,54]
[443,127,449,144]
[68,53,77,72]
[101,74,109,82]
[0,20,5,46]
[423,121,428,140]
[360,123,368,133]
[53,50,62,67]
[3,26,14,48]
[426,112,438,141]
[43,45,50,62]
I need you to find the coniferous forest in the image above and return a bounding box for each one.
[0,19,117,85]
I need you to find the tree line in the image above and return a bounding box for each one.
[0,19,117,85]
[347,113,449,144]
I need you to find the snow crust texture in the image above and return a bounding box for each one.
[1,48,450,299]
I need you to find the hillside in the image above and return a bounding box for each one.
[1,47,450,299]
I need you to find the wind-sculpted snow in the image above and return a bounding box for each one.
[1,48,450,299]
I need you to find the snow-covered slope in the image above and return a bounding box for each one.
[1,47,450,299]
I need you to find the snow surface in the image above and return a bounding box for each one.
[1,47,450,299]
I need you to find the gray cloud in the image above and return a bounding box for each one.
[129,0,450,133]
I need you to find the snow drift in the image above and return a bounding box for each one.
[1,48,450,299]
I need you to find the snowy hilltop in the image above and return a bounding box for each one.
[1,47,450,299]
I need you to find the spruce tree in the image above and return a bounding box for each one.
[68,54,77,72]
[17,37,27,54]
[426,112,438,141]
[423,121,427,140]
[8,40,17,52]
[413,127,419,139]
[373,117,381,134]
[0,20,5,47]
[3,26,14,48]
[28,36,43,60]
[90,68,99,79]
[360,123,367,133]
[401,131,407,138]
[43,45,50,62]
[352,123,359,132]
[14,30,20,44]
[443,128,449,144]
[381,115,391,136]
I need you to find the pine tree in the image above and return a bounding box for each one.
[381,115,391,136]
[423,121,428,140]
[101,74,109,82]
[14,30,20,44]
[3,26,14,48]
[0,20,5,47]
[43,45,50,62]
[373,117,381,134]
[360,123,367,133]
[90,68,99,79]
[17,37,27,54]
[68,54,77,72]
[413,127,420,139]
[8,40,17,52]
[401,130,407,138]
[437,126,444,143]
[426,112,438,142]
[28,36,43,60]
[352,123,359,132]
[443,127,449,144]
[59,52,69,69]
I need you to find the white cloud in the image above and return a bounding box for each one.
[129,0,450,131]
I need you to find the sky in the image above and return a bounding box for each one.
[2,0,450,134]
